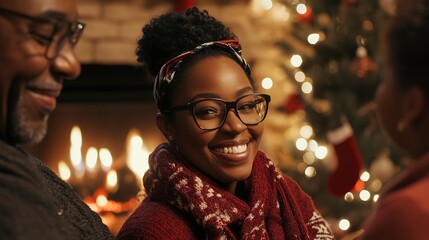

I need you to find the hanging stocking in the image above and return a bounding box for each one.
[326,120,363,197]
[173,0,195,12]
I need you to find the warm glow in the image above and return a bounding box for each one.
[70,126,82,148]
[296,4,307,14]
[58,161,71,181]
[270,4,290,22]
[261,0,273,10]
[308,140,318,151]
[307,33,320,45]
[304,166,316,178]
[373,194,380,202]
[85,147,98,171]
[296,138,308,151]
[360,171,370,182]
[261,77,273,89]
[99,148,113,171]
[339,219,350,231]
[303,152,316,165]
[359,190,371,201]
[127,130,150,180]
[294,71,305,82]
[70,126,83,167]
[106,170,118,189]
[344,192,354,202]
[96,194,108,207]
[290,55,303,67]
[300,125,313,139]
[315,146,328,159]
[301,82,313,94]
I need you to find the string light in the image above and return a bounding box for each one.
[261,77,273,89]
[360,171,370,182]
[344,192,354,202]
[296,4,307,14]
[300,125,313,138]
[339,219,351,231]
[296,138,308,151]
[301,82,313,94]
[307,33,320,45]
[291,55,303,67]
[308,140,318,151]
[294,71,306,82]
[315,146,328,159]
[359,190,371,201]
[304,166,316,178]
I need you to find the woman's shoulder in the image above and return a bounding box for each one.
[116,200,204,240]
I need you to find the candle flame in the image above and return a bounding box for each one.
[99,148,113,171]
[106,170,118,192]
[70,126,82,148]
[58,161,71,181]
[86,147,98,171]
[126,129,150,180]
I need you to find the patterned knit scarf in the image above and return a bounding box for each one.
[143,143,313,240]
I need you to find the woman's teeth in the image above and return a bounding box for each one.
[215,144,247,154]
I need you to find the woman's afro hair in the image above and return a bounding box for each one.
[136,7,237,77]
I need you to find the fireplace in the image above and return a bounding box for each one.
[24,64,164,234]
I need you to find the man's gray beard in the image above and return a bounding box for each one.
[10,101,48,145]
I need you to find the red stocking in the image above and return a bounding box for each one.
[326,121,363,197]
[173,0,195,12]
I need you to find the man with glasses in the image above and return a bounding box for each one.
[0,0,113,238]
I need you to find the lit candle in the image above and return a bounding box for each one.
[70,126,84,178]
[99,148,113,172]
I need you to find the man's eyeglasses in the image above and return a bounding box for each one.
[0,7,85,60]
[163,93,271,130]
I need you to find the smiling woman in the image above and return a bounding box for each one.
[116,7,334,240]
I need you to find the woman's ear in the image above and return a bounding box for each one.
[400,87,427,128]
[156,112,175,141]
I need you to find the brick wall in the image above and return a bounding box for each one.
[75,1,294,68]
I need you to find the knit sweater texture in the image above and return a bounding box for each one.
[31,156,115,240]
[362,153,429,240]
[117,143,334,239]
[0,140,66,239]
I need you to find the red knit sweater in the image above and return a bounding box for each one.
[117,144,333,239]
[117,174,331,239]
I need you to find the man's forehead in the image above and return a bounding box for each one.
[0,0,78,19]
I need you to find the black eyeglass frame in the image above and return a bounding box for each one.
[163,93,271,130]
[0,7,85,60]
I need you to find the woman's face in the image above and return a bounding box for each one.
[165,55,264,193]
[375,65,408,150]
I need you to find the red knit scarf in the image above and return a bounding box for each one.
[144,143,320,239]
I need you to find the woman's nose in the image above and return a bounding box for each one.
[220,109,247,135]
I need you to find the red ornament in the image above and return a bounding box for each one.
[173,0,195,12]
[326,121,363,197]
[283,93,304,114]
[297,6,313,23]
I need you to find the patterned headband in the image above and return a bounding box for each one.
[153,39,251,111]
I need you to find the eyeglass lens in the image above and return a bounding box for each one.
[192,94,268,130]
[45,21,85,59]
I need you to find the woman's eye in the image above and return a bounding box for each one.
[194,107,220,119]
[238,102,256,111]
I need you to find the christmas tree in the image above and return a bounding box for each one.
[268,0,406,236]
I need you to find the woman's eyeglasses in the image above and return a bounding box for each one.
[163,93,271,130]
[0,7,85,60]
